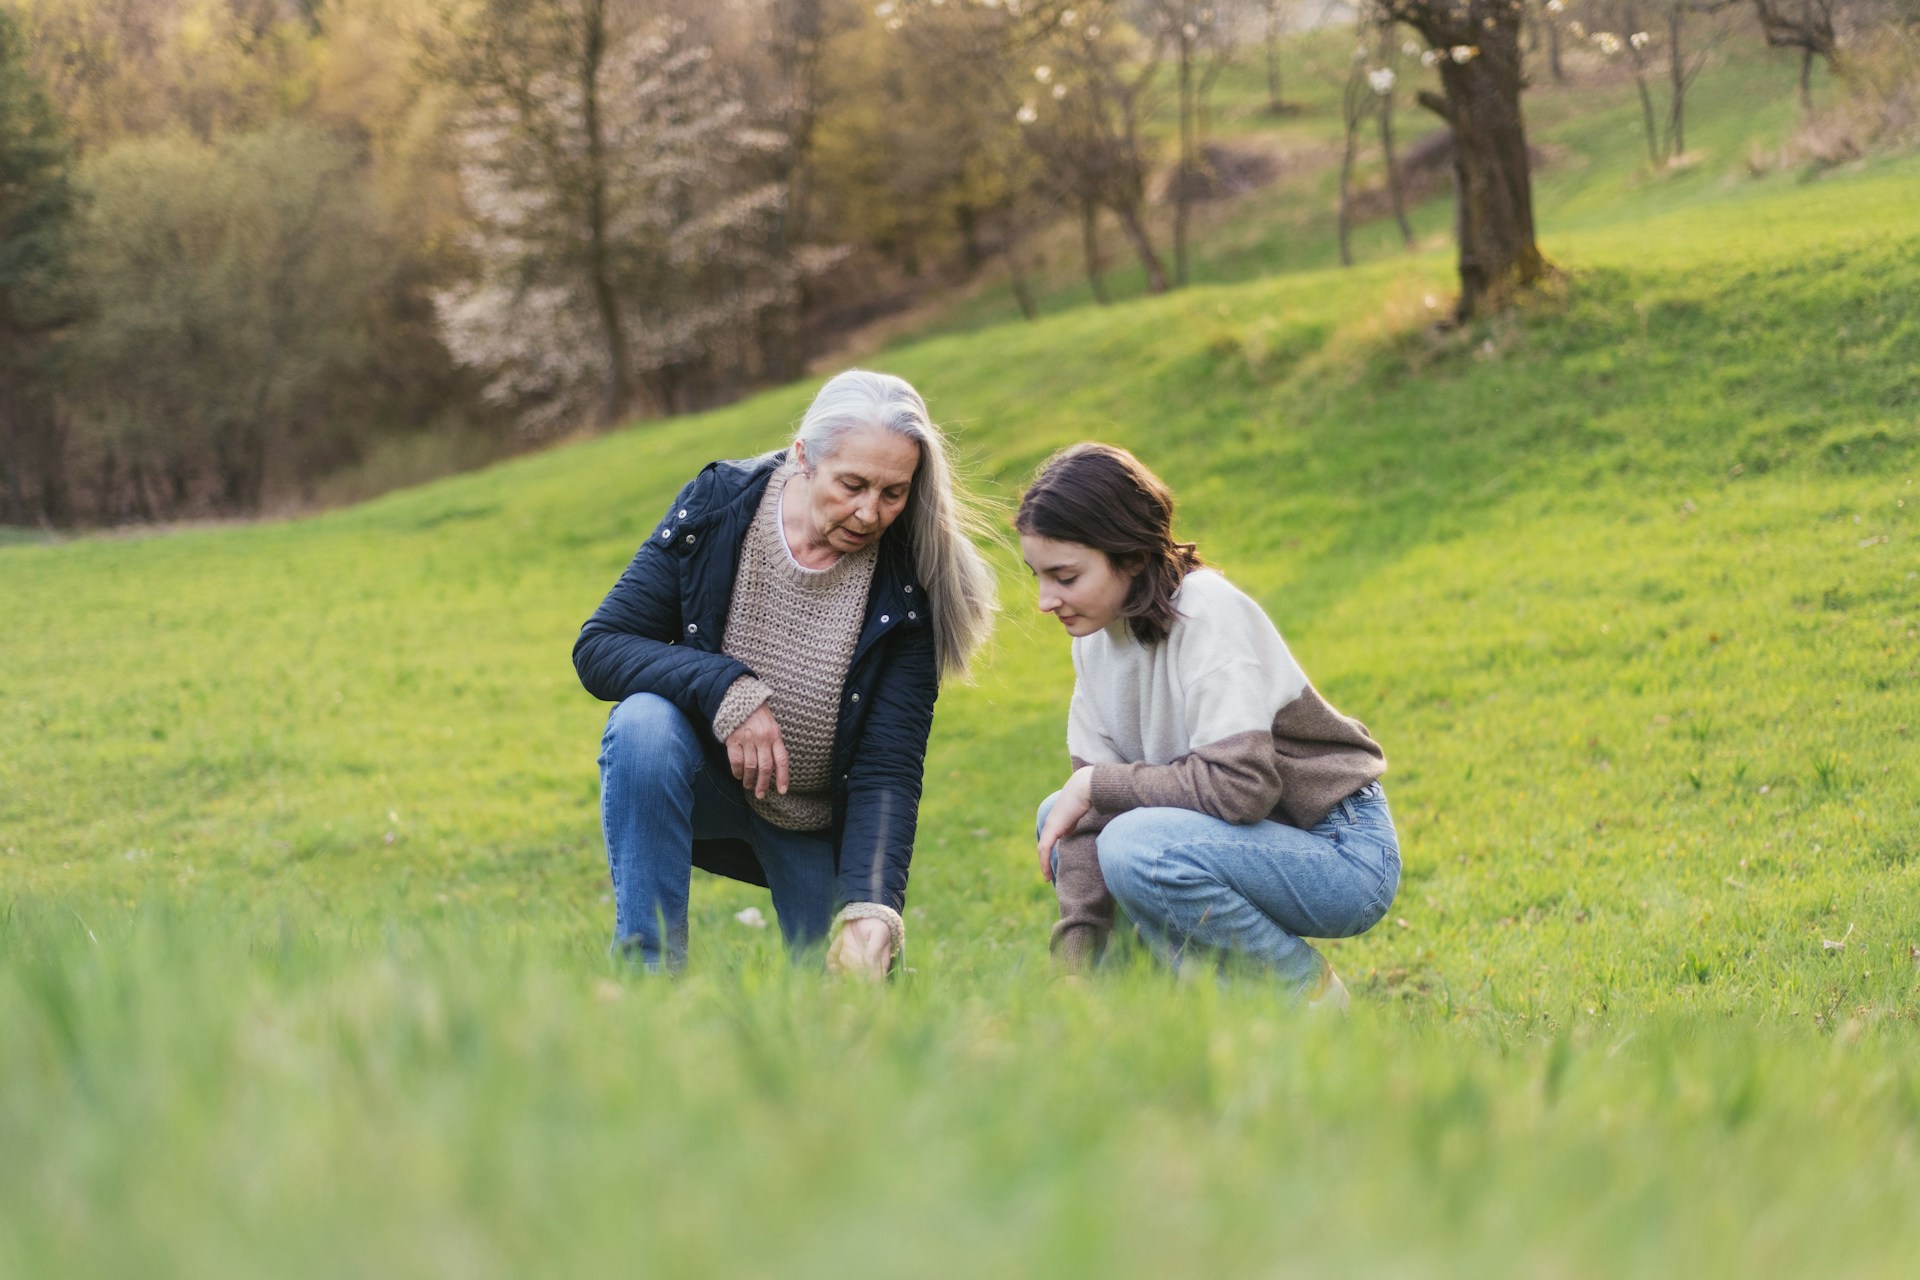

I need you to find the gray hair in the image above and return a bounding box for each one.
[790,369,998,681]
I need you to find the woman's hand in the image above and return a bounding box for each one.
[1036,766,1095,881]
[826,916,893,980]
[726,704,789,799]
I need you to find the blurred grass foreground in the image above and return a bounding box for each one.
[4,108,1920,1280]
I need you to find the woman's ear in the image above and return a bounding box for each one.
[792,439,809,472]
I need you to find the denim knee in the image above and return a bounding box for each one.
[1093,810,1164,908]
[601,692,701,776]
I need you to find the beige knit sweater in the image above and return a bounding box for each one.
[711,467,877,830]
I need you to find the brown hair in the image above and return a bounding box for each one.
[1015,443,1203,645]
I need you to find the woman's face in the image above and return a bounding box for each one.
[1020,533,1136,638]
[793,426,919,555]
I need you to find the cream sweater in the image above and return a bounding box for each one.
[1069,569,1385,829]
[711,468,877,831]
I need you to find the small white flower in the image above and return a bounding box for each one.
[1630,30,1651,49]
[1403,40,1421,57]
[1369,67,1397,94]
[1421,49,1441,67]
[874,1,895,17]
[1051,82,1067,99]
[1034,64,1052,83]
[1594,31,1622,55]
[1184,23,1201,40]
[1016,102,1038,124]
[734,907,768,929]
[1569,20,1586,38]
[1450,44,1477,63]
[1546,0,1563,10]
[1061,7,1077,25]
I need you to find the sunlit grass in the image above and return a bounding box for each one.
[3,141,1918,1276]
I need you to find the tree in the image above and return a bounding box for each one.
[1261,0,1299,111]
[1145,0,1236,286]
[63,125,395,516]
[0,8,80,526]
[1015,1,1172,293]
[1753,0,1840,110]
[1381,0,1550,320]
[432,0,792,431]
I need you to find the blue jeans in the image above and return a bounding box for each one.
[1039,782,1401,989]
[598,693,837,970]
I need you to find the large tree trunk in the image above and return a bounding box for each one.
[1407,4,1547,321]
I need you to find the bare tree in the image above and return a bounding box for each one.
[1004,1,1172,293]
[1262,0,1299,111]
[433,1,790,431]
[1753,0,1839,111]
[1146,0,1235,286]
[1381,0,1550,320]
[1377,32,1417,248]
[1336,38,1372,267]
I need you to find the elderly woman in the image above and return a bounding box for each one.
[573,370,997,977]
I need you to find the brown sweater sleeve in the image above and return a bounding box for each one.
[1086,730,1283,826]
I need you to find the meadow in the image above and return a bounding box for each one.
[4,44,1919,1279]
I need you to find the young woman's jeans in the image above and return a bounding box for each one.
[599,693,836,971]
[1038,782,1401,989]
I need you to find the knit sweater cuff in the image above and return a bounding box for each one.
[712,675,774,742]
[1089,763,1142,815]
[834,901,905,963]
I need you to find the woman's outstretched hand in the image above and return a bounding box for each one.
[826,916,893,980]
[1036,766,1095,882]
[726,704,789,799]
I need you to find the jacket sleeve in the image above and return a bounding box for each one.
[836,620,939,912]
[1086,660,1285,826]
[571,478,756,729]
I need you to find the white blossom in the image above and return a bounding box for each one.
[1402,40,1421,57]
[1368,67,1397,94]
[1421,49,1441,67]
[1034,64,1052,83]
[1594,31,1623,55]
[1450,44,1478,63]
[1630,30,1651,49]
[1051,82,1067,99]
[1016,102,1038,124]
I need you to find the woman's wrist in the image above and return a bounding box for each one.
[832,902,905,969]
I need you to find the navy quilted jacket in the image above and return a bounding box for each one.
[572,452,938,912]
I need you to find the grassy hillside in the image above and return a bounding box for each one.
[885,30,1835,342]
[3,144,1918,1277]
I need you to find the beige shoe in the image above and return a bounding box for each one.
[1306,960,1351,1014]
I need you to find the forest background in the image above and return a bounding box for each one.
[3,0,1917,528]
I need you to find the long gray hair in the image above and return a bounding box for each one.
[790,369,998,681]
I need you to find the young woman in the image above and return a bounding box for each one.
[1018,444,1399,1006]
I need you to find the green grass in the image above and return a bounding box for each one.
[902,30,1842,339]
[4,73,1920,1280]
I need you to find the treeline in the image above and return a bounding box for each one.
[2,0,1916,527]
